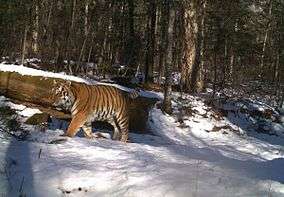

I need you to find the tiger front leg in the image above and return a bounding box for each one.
[61,113,87,137]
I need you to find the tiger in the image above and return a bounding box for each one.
[51,81,139,142]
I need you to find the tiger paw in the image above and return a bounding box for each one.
[85,134,95,139]
[60,133,73,138]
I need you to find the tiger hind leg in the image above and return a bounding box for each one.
[110,118,121,141]
[82,122,94,139]
[116,116,129,143]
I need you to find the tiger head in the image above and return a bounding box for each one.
[52,81,75,111]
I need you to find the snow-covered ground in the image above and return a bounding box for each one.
[0,64,284,196]
[0,94,283,197]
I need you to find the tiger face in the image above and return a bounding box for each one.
[52,82,75,111]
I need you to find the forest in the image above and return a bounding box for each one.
[0,0,284,196]
[0,0,283,108]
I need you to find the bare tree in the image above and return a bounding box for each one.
[162,0,175,114]
[31,0,39,56]
[181,0,203,93]
[260,0,273,79]
[145,0,157,83]
[21,25,28,65]
[189,0,205,93]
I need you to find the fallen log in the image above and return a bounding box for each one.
[0,70,158,133]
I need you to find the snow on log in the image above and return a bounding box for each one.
[0,68,158,132]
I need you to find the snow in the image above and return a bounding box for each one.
[2,131,284,197]
[0,63,90,84]
[0,93,284,196]
[0,96,42,119]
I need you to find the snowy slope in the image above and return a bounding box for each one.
[0,64,284,196]
[0,94,283,197]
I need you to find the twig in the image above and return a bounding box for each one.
[19,176,25,193]
[38,148,42,159]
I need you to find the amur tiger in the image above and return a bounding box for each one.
[51,81,138,142]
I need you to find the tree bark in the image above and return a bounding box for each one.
[162,0,175,114]
[279,90,284,109]
[273,49,280,84]
[181,1,202,92]
[197,0,206,92]
[21,25,28,65]
[84,0,89,37]
[54,0,65,69]
[125,0,135,65]
[71,0,76,30]
[32,0,39,56]
[189,1,205,93]
[76,0,90,64]
[145,0,157,83]
[260,0,273,78]
[158,2,166,84]
[65,0,77,73]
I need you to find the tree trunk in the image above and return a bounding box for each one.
[84,0,89,37]
[32,0,39,56]
[230,20,238,86]
[87,33,95,63]
[189,25,201,93]
[212,53,218,98]
[47,1,53,29]
[125,0,135,65]
[78,36,87,63]
[65,0,77,73]
[41,1,54,62]
[162,0,175,114]
[260,0,273,78]
[181,1,201,92]
[71,0,76,30]
[98,1,112,66]
[197,0,206,92]
[279,90,284,109]
[78,0,90,64]
[189,1,205,93]
[273,49,280,84]
[76,0,90,64]
[229,51,235,84]
[145,0,157,83]
[158,3,165,85]
[21,25,28,65]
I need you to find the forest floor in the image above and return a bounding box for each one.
[0,63,284,197]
